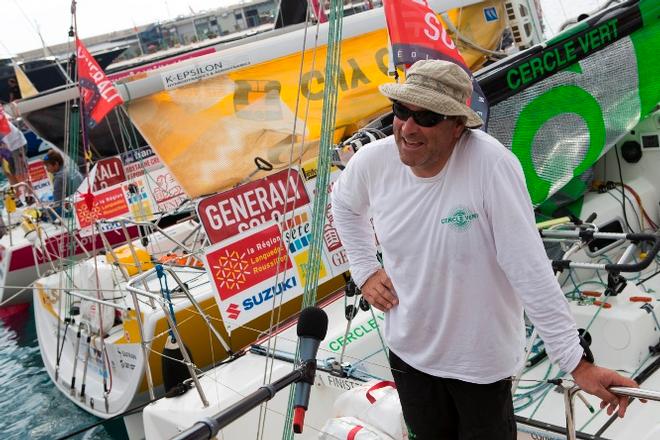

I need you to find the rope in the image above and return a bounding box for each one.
[256,7,323,438]
[156,264,178,342]
[281,1,345,438]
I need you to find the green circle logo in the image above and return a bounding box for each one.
[441,206,479,232]
[511,85,605,205]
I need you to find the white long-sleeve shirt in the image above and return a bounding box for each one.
[331,129,583,383]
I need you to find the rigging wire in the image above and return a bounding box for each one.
[613,145,632,233]
[281,0,345,436]
[605,190,641,233]
[617,182,658,230]
[256,1,343,437]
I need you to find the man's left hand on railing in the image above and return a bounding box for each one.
[571,359,640,417]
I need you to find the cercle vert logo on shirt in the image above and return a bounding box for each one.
[440,206,479,232]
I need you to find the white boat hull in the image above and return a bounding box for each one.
[0,224,137,307]
[34,263,224,418]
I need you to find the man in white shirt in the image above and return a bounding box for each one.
[331,59,638,439]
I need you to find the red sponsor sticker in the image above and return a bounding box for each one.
[28,161,48,182]
[75,186,130,228]
[0,106,10,136]
[93,156,127,191]
[198,169,310,244]
[206,224,292,300]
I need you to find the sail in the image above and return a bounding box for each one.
[479,0,659,213]
[13,64,38,99]
[125,2,507,198]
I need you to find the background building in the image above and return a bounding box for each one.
[17,0,277,61]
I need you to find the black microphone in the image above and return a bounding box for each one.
[292,306,328,434]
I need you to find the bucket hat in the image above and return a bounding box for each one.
[379,59,483,128]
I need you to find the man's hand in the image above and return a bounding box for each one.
[361,269,398,312]
[571,359,639,417]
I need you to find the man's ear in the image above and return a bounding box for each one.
[451,119,466,140]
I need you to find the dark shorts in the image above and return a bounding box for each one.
[389,350,516,440]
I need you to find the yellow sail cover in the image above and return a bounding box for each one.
[127,1,506,197]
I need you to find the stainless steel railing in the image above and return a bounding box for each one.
[564,385,660,440]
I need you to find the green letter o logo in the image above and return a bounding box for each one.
[511,85,605,205]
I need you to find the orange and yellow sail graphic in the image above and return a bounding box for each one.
[126,2,506,197]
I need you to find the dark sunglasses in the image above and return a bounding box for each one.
[392,101,450,127]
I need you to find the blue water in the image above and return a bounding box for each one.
[0,304,128,440]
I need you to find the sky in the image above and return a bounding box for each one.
[0,0,604,58]
[0,0,240,57]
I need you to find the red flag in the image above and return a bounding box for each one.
[383,0,489,127]
[76,38,124,128]
[310,0,327,23]
[0,106,10,138]
[384,0,466,68]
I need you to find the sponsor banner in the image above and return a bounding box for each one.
[202,222,301,331]
[204,206,348,331]
[120,146,187,213]
[127,11,501,198]
[75,185,130,234]
[31,179,54,202]
[327,314,385,352]
[28,160,48,181]
[280,204,351,284]
[201,160,351,331]
[281,207,328,285]
[148,166,187,212]
[128,28,396,198]
[162,57,251,90]
[121,146,163,180]
[121,146,157,165]
[299,159,351,273]
[107,47,217,82]
[76,38,123,128]
[27,160,53,201]
[93,156,127,191]
[197,168,310,244]
[122,177,158,221]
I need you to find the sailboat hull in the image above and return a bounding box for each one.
[32,218,348,418]
[0,224,137,307]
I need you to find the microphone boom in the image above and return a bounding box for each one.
[293,306,329,434]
